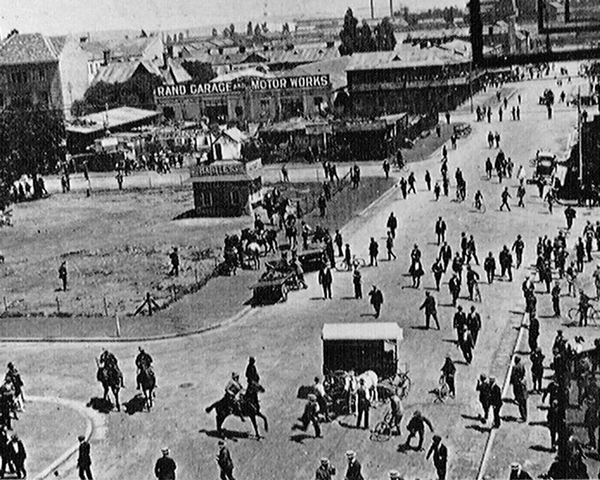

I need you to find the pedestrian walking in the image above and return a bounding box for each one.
[465,265,480,300]
[368,285,384,318]
[529,315,540,352]
[8,434,26,479]
[407,172,417,194]
[426,435,448,480]
[334,230,343,257]
[344,244,352,271]
[425,170,432,190]
[399,178,407,199]
[215,441,236,480]
[281,164,290,182]
[499,187,511,211]
[499,246,513,281]
[476,374,491,422]
[453,306,466,343]
[389,393,404,436]
[58,261,68,291]
[77,435,93,480]
[155,448,177,480]
[296,394,321,438]
[316,458,336,480]
[353,267,362,299]
[419,291,440,329]
[434,182,441,200]
[441,356,456,397]
[467,306,481,346]
[116,171,123,190]
[445,111,451,124]
[439,242,452,272]
[318,265,333,300]
[517,184,526,207]
[485,157,493,178]
[449,273,461,306]
[509,463,533,479]
[382,160,390,180]
[459,326,474,364]
[431,258,444,291]
[512,235,525,268]
[442,176,449,196]
[405,411,434,451]
[344,451,363,480]
[386,232,397,260]
[169,247,180,276]
[369,238,379,267]
[565,206,577,230]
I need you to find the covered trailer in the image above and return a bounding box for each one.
[321,322,403,379]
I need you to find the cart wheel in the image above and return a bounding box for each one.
[280,284,289,302]
[370,421,392,442]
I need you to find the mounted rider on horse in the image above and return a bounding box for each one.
[97,349,124,388]
[206,372,245,421]
[135,347,155,390]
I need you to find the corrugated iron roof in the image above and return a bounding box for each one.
[211,68,273,82]
[92,59,161,84]
[67,107,160,134]
[267,47,340,65]
[81,36,160,61]
[0,33,60,65]
[280,56,350,91]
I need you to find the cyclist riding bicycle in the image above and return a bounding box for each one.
[578,290,591,327]
[474,190,484,210]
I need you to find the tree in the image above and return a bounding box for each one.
[356,21,375,52]
[0,106,65,205]
[375,17,396,51]
[229,23,236,36]
[181,61,216,83]
[339,8,359,55]
[247,21,253,36]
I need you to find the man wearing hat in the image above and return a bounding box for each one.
[316,458,336,480]
[8,433,26,479]
[344,451,363,480]
[368,285,384,319]
[405,410,434,451]
[356,378,371,429]
[77,435,93,480]
[154,448,176,480]
[489,377,503,428]
[508,462,533,479]
[216,440,235,480]
[295,394,321,438]
[426,435,448,480]
[388,471,403,480]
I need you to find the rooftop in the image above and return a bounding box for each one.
[279,56,351,91]
[92,59,161,84]
[67,107,161,135]
[322,322,403,341]
[0,33,62,65]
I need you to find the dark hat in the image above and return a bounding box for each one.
[433,435,442,442]
[78,435,85,441]
[218,440,225,446]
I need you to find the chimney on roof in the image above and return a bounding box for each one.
[79,36,88,43]
[326,40,334,48]
[103,49,111,65]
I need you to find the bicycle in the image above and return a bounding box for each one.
[387,368,411,400]
[335,255,367,272]
[567,305,600,325]
[370,410,395,442]
[429,375,451,403]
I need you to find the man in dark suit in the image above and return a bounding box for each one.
[216,440,235,480]
[9,434,26,479]
[368,285,384,319]
[489,377,503,428]
[318,265,333,300]
[344,451,364,480]
[77,435,93,480]
[155,448,177,480]
[427,435,448,480]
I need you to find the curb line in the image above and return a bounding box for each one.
[0,305,252,344]
[476,310,529,480]
[29,395,100,480]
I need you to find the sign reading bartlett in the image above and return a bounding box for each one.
[155,74,330,98]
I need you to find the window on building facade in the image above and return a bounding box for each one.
[281,98,303,119]
[199,190,213,207]
[0,93,4,107]
[37,91,49,106]
[10,71,28,84]
[230,190,240,205]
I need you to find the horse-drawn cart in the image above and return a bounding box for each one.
[321,323,408,415]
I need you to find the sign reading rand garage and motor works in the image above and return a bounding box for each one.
[155,74,330,98]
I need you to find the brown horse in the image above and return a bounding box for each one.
[206,383,268,439]
[138,365,156,411]
[96,364,121,412]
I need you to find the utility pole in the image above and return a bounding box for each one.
[389,0,394,17]
[578,86,584,188]
[370,0,375,19]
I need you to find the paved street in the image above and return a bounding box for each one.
[5,66,600,480]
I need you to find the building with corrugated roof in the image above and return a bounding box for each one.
[0,33,89,117]
[346,43,485,117]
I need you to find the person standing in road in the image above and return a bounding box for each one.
[245,357,260,386]
[489,377,502,428]
[356,379,371,429]
[419,291,440,330]
[499,246,513,281]
[551,281,561,316]
[593,264,600,299]
[169,247,180,277]
[382,160,390,180]
[476,374,491,423]
[564,206,576,230]
[453,306,466,343]
[433,181,441,200]
[353,267,362,299]
[435,217,447,245]
[459,325,474,364]
[528,315,540,353]
[216,440,235,480]
[407,172,417,194]
[8,434,26,479]
[154,448,177,480]
[369,285,384,319]
[425,170,432,191]
[448,273,461,306]
[465,265,480,301]
[369,238,379,267]
[426,435,448,480]
[316,458,336,480]
[399,177,407,199]
[387,212,398,239]
[439,242,452,272]
[516,183,526,207]
[334,230,343,257]
[467,306,481,346]
[509,463,533,479]
[295,394,321,438]
[484,252,496,284]
[319,265,333,300]
[344,451,364,480]
[58,261,68,291]
[530,347,545,393]
[77,435,93,480]
[344,244,352,271]
[431,258,444,291]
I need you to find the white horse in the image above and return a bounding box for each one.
[343,370,379,416]
[245,242,261,270]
